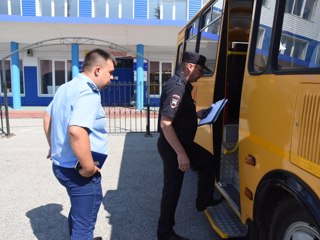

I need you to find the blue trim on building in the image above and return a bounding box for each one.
[79,0,92,17]
[134,0,147,19]
[22,0,36,16]
[0,15,187,26]
[189,0,201,19]
[22,66,52,106]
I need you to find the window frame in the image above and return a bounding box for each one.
[0,60,25,96]
[248,0,320,75]
[39,59,72,96]
[285,0,316,21]
[183,0,224,76]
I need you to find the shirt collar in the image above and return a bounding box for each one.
[78,73,100,93]
[176,70,192,91]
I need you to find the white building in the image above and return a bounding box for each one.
[0,0,209,108]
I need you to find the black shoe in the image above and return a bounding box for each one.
[93,237,103,240]
[167,231,190,240]
[158,231,190,240]
[196,196,224,212]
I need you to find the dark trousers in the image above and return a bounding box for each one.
[52,164,103,240]
[157,135,217,238]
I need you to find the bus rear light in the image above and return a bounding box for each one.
[245,187,253,200]
[245,155,256,166]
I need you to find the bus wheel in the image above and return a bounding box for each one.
[270,198,320,240]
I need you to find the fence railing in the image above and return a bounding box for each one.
[0,81,161,136]
[101,81,160,134]
[0,60,11,137]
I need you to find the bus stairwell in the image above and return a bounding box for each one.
[204,0,252,237]
[205,125,248,239]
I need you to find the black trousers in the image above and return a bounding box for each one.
[157,135,217,238]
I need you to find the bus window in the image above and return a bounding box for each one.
[252,0,276,72]
[198,0,223,73]
[277,0,320,70]
[176,43,184,71]
[185,17,200,52]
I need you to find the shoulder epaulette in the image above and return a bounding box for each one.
[87,82,99,93]
[176,78,183,86]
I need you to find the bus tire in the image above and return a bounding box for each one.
[269,198,320,240]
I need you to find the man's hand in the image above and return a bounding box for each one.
[79,165,100,178]
[197,107,212,119]
[177,152,190,172]
[46,148,51,159]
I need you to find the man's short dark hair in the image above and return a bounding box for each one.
[82,49,117,72]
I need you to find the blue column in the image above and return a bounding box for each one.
[136,44,144,110]
[11,42,21,109]
[72,44,79,78]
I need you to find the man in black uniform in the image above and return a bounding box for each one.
[157,51,222,240]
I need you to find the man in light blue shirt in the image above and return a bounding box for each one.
[43,49,116,240]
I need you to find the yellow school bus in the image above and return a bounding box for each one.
[176,0,320,239]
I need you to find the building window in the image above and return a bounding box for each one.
[11,0,21,15]
[150,61,173,96]
[95,0,107,18]
[278,34,310,69]
[149,0,187,20]
[0,60,24,95]
[41,0,52,16]
[252,0,276,72]
[109,0,119,18]
[67,0,78,17]
[314,45,320,66]
[285,0,315,21]
[40,60,71,95]
[257,27,265,49]
[122,0,133,19]
[0,1,8,14]
[55,0,65,16]
[175,0,187,20]
[163,0,173,19]
[277,0,320,70]
[149,0,161,19]
[280,35,308,60]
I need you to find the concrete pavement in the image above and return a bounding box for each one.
[0,118,220,240]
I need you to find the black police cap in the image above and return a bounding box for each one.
[182,51,210,71]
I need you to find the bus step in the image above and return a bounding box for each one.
[204,201,248,239]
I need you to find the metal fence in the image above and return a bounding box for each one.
[0,80,161,137]
[101,81,160,135]
[0,60,11,137]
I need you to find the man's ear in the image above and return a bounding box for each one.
[187,63,194,71]
[94,66,100,77]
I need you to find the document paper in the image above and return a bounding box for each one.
[198,98,228,126]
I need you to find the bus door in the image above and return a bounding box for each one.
[208,0,253,238]
[181,0,253,238]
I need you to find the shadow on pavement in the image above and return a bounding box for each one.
[26,203,69,240]
[101,132,218,240]
[102,132,161,239]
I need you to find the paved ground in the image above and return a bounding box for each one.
[0,118,221,240]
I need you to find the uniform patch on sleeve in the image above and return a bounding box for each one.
[170,94,181,108]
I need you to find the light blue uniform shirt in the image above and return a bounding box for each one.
[46,74,108,168]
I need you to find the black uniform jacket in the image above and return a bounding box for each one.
[158,70,197,145]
